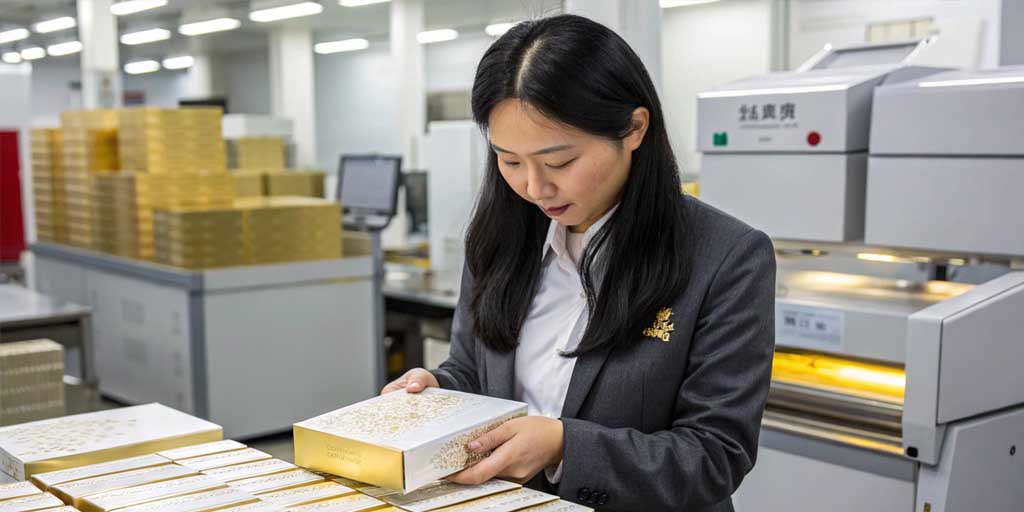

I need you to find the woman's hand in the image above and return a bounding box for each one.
[447,416,564,485]
[380,368,439,395]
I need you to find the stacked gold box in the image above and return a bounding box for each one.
[238,197,341,265]
[118,107,226,174]
[153,206,247,269]
[152,197,341,269]
[94,173,235,260]
[60,110,119,250]
[228,137,285,169]
[30,128,66,243]
[0,340,65,427]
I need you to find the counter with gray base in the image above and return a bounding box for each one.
[30,242,382,440]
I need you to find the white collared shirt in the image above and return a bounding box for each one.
[513,206,617,483]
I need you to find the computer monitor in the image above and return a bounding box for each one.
[403,171,428,234]
[337,154,402,230]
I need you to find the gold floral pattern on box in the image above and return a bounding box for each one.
[306,392,480,443]
[429,414,525,472]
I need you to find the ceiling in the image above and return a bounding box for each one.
[0,0,562,61]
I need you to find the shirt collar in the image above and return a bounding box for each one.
[541,204,620,262]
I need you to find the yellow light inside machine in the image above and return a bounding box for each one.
[772,351,907,401]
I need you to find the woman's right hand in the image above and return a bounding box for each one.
[381,368,439,395]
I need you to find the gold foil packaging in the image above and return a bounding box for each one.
[362,480,521,512]
[0,403,221,480]
[32,454,170,491]
[294,388,527,493]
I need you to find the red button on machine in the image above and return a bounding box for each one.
[807,131,822,146]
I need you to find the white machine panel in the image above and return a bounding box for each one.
[915,407,1024,512]
[871,66,1024,156]
[697,69,882,153]
[866,156,1024,256]
[701,153,866,242]
[937,274,1024,424]
[732,447,914,512]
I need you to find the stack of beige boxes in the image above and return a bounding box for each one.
[228,137,286,170]
[30,128,67,244]
[0,340,64,427]
[96,107,232,260]
[0,397,590,511]
[60,110,119,250]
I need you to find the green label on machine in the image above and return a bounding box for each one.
[713,132,728,146]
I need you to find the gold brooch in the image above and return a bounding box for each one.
[643,307,674,342]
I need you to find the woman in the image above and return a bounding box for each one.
[382,14,775,512]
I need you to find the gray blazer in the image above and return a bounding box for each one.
[432,195,776,511]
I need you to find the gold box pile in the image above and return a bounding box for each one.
[227,137,286,170]
[30,128,66,244]
[118,108,225,174]
[0,340,64,428]
[0,399,591,512]
[231,170,325,199]
[153,197,342,269]
[58,110,119,250]
[94,173,235,260]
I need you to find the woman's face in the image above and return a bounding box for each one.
[488,99,648,233]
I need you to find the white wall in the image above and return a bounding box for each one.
[122,71,190,107]
[425,32,492,93]
[661,0,773,176]
[29,58,191,125]
[788,0,1004,69]
[314,44,402,174]
[29,59,81,127]
[311,34,494,174]
[219,49,272,116]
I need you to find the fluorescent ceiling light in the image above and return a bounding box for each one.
[314,38,369,54]
[125,59,160,74]
[33,16,77,33]
[20,47,46,60]
[417,28,458,44]
[250,2,323,22]
[162,55,194,69]
[179,17,241,36]
[339,0,390,6]
[660,0,720,7]
[485,22,516,37]
[47,41,83,56]
[698,84,849,98]
[111,0,168,16]
[0,28,30,44]
[120,27,171,45]
[918,76,1024,88]
[2,52,22,64]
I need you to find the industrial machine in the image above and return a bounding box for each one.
[698,45,1024,512]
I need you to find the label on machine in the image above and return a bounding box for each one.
[776,304,845,351]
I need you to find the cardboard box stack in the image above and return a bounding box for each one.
[153,205,246,269]
[0,340,64,427]
[30,128,66,243]
[59,110,119,250]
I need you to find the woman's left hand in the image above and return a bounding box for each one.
[447,416,564,485]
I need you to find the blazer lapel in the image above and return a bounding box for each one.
[559,344,613,419]
[484,344,516,400]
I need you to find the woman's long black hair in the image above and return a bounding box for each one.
[466,14,688,357]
